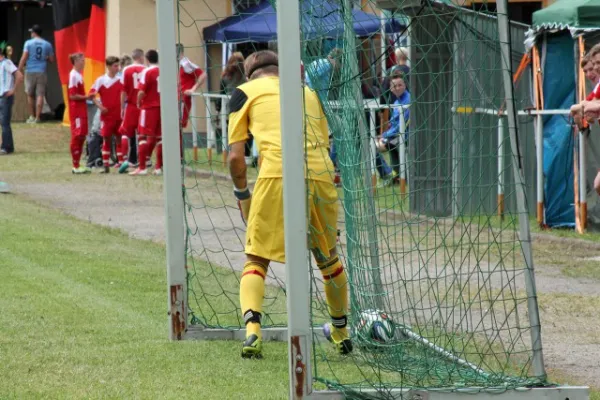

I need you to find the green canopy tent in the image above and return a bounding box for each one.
[532,0,600,32]
[528,0,600,232]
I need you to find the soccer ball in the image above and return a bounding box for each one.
[356,309,395,343]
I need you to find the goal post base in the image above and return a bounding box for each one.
[184,326,328,342]
[306,387,589,400]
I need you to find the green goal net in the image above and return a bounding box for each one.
[176,0,546,396]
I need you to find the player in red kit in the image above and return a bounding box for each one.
[130,49,162,176]
[68,52,93,174]
[89,56,125,173]
[177,44,206,132]
[118,48,146,173]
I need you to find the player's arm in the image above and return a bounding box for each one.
[227,88,250,190]
[185,69,207,95]
[227,88,252,223]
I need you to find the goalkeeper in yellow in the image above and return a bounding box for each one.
[228,50,351,359]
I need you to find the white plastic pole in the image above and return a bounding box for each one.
[580,129,587,230]
[191,96,198,161]
[497,0,546,378]
[369,109,377,188]
[497,117,505,218]
[156,0,187,341]
[380,11,386,77]
[276,0,313,398]
[535,113,543,225]
[205,99,214,162]
[399,109,407,197]
[221,97,229,165]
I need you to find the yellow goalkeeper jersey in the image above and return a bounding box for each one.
[228,76,334,182]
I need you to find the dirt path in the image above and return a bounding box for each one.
[10,177,600,389]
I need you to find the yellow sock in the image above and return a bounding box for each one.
[319,257,349,342]
[240,261,267,339]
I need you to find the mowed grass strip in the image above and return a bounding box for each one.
[0,193,289,400]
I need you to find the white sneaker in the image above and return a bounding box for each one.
[129,168,148,176]
[152,168,162,176]
[26,116,36,124]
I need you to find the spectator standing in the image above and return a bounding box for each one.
[18,24,55,124]
[217,52,247,158]
[0,42,23,155]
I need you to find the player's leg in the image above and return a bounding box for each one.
[153,138,163,175]
[25,73,36,123]
[70,116,90,174]
[153,115,163,175]
[99,120,113,173]
[309,179,351,354]
[131,134,149,175]
[240,178,284,358]
[35,73,47,123]
[240,253,270,358]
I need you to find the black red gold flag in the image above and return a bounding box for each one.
[52,0,106,125]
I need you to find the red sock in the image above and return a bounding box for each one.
[102,138,111,167]
[121,136,130,162]
[156,139,163,170]
[138,136,148,170]
[146,136,158,167]
[70,135,85,168]
[116,136,124,164]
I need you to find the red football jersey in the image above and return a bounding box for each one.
[590,82,600,101]
[121,63,146,106]
[139,65,161,109]
[68,69,87,118]
[89,74,124,120]
[179,57,204,93]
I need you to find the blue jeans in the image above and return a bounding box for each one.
[0,95,14,153]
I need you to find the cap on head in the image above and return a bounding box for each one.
[29,24,42,35]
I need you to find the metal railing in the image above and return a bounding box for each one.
[189,92,410,195]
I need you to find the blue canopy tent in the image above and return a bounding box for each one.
[202,1,405,43]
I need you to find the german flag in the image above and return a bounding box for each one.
[52,0,106,125]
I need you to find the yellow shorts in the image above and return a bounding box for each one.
[245,178,339,263]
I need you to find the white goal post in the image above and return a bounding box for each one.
[155,0,590,398]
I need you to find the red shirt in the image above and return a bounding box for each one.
[179,57,203,94]
[139,65,160,109]
[89,74,124,120]
[588,82,600,101]
[121,63,146,106]
[68,69,87,118]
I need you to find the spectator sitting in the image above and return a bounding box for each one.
[375,72,410,186]
[381,47,410,105]
[18,24,55,124]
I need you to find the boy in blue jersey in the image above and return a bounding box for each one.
[18,25,54,124]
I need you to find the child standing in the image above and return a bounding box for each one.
[67,53,92,174]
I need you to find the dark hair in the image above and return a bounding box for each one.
[390,70,406,84]
[176,43,184,57]
[69,52,84,65]
[222,52,245,79]
[132,48,144,61]
[244,50,278,80]
[146,49,159,64]
[120,55,133,68]
[105,56,120,66]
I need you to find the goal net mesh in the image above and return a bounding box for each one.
[177,0,546,395]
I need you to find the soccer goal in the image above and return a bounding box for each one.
[156,0,589,398]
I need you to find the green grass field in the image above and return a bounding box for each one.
[1,123,598,399]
